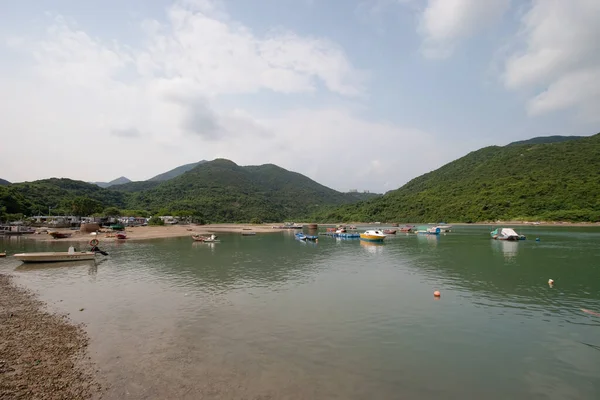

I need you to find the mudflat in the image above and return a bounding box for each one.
[0,274,100,399]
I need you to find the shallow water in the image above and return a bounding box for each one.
[2,226,600,399]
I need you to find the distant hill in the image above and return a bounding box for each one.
[0,178,9,186]
[1,160,361,222]
[147,161,207,182]
[507,135,584,146]
[126,159,358,222]
[314,134,600,223]
[1,178,127,215]
[92,176,131,188]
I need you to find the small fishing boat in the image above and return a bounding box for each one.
[415,226,441,235]
[49,231,72,239]
[490,228,526,241]
[13,242,108,264]
[399,225,415,233]
[115,231,127,240]
[359,230,386,242]
[295,232,307,241]
[192,234,220,243]
[383,229,397,235]
[305,235,318,241]
[110,223,125,231]
[0,252,6,258]
[436,224,452,232]
[241,231,256,236]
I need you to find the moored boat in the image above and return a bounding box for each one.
[359,230,386,242]
[305,235,318,241]
[192,234,220,243]
[383,229,397,235]
[241,231,256,236]
[415,226,441,235]
[399,225,415,233]
[0,252,6,258]
[490,228,526,241]
[13,242,107,263]
[295,232,307,241]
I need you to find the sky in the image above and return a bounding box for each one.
[0,0,598,193]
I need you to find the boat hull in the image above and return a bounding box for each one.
[13,252,96,263]
[359,234,385,242]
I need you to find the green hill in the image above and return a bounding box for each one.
[147,161,207,182]
[0,178,10,186]
[0,178,127,216]
[92,176,131,188]
[507,135,584,146]
[126,159,356,222]
[313,134,600,223]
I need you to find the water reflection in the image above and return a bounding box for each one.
[360,241,384,254]
[1,228,600,399]
[491,240,519,261]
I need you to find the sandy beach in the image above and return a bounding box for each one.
[0,274,101,399]
[23,223,290,244]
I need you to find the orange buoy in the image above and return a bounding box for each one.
[434,290,441,298]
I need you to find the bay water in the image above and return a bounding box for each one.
[1,225,599,399]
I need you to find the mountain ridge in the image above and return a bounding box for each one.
[313,133,600,223]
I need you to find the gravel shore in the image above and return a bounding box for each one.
[0,274,100,399]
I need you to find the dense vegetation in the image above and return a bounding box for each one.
[507,136,584,146]
[125,159,356,222]
[1,160,359,223]
[147,161,206,181]
[313,134,600,223]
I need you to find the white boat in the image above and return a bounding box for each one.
[13,247,96,263]
[359,229,387,242]
[490,228,526,241]
[192,234,220,243]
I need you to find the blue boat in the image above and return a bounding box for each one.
[305,235,318,241]
[295,232,307,241]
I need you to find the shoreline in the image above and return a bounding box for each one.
[13,220,600,244]
[0,273,101,399]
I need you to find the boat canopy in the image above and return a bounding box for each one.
[501,228,519,237]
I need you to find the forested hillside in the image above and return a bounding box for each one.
[313,134,600,223]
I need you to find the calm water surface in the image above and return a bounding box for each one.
[1,226,600,399]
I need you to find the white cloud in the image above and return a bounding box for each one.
[418,0,510,58]
[0,0,446,192]
[503,0,600,121]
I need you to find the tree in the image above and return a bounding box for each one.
[71,196,103,217]
[103,207,121,217]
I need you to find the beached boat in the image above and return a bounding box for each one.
[415,226,441,235]
[12,243,108,263]
[110,223,125,231]
[192,234,220,243]
[0,252,6,258]
[49,231,72,239]
[383,229,397,235]
[359,230,386,242]
[115,232,127,240]
[490,228,526,241]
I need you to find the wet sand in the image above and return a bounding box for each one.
[0,274,101,399]
[24,224,288,243]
